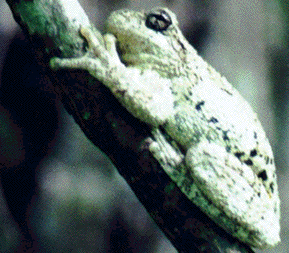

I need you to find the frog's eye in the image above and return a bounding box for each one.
[145,9,172,32]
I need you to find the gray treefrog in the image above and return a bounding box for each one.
[51,7,280,249]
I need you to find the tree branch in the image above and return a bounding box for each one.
[5,1,255,252]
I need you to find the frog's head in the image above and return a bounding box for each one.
[106,8,193,75]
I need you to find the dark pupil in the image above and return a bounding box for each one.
[145,11,172,31]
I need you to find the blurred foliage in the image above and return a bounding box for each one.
[0,110,23,166]
[279,0,289,41]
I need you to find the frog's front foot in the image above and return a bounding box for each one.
[50,26,122,82]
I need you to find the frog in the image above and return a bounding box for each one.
[50,7,280,249]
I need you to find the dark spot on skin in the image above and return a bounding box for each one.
[220,88,233,95]
[195,101,205,111]
[250,149,257,157]
[270,158,274,164]
[235,152,245,159]
[254,132,258,139]
[174,114,181,126]
[209,117,218,123]
[177,39,185,50]
[270,183,274,193]
[265,156,269,164]
[173,102,179,109]
[244,159,253,166]
[222,130,229,141]
[257,192,261,197]
[261,216,264,220]
[226,146,231,152]
[184,95,190,101]
[257,170,268,181]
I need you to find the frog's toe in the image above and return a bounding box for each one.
[50,56,95,72]
[104,34,118,57]
[80,26,104,57]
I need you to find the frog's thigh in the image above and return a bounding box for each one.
[185,140,256,217]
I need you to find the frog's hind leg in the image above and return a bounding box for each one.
[185,140,278,248]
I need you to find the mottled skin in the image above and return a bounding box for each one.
[51,7,280,249]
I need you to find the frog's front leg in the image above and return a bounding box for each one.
[50,27,124,85]
[50,27,175,127]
